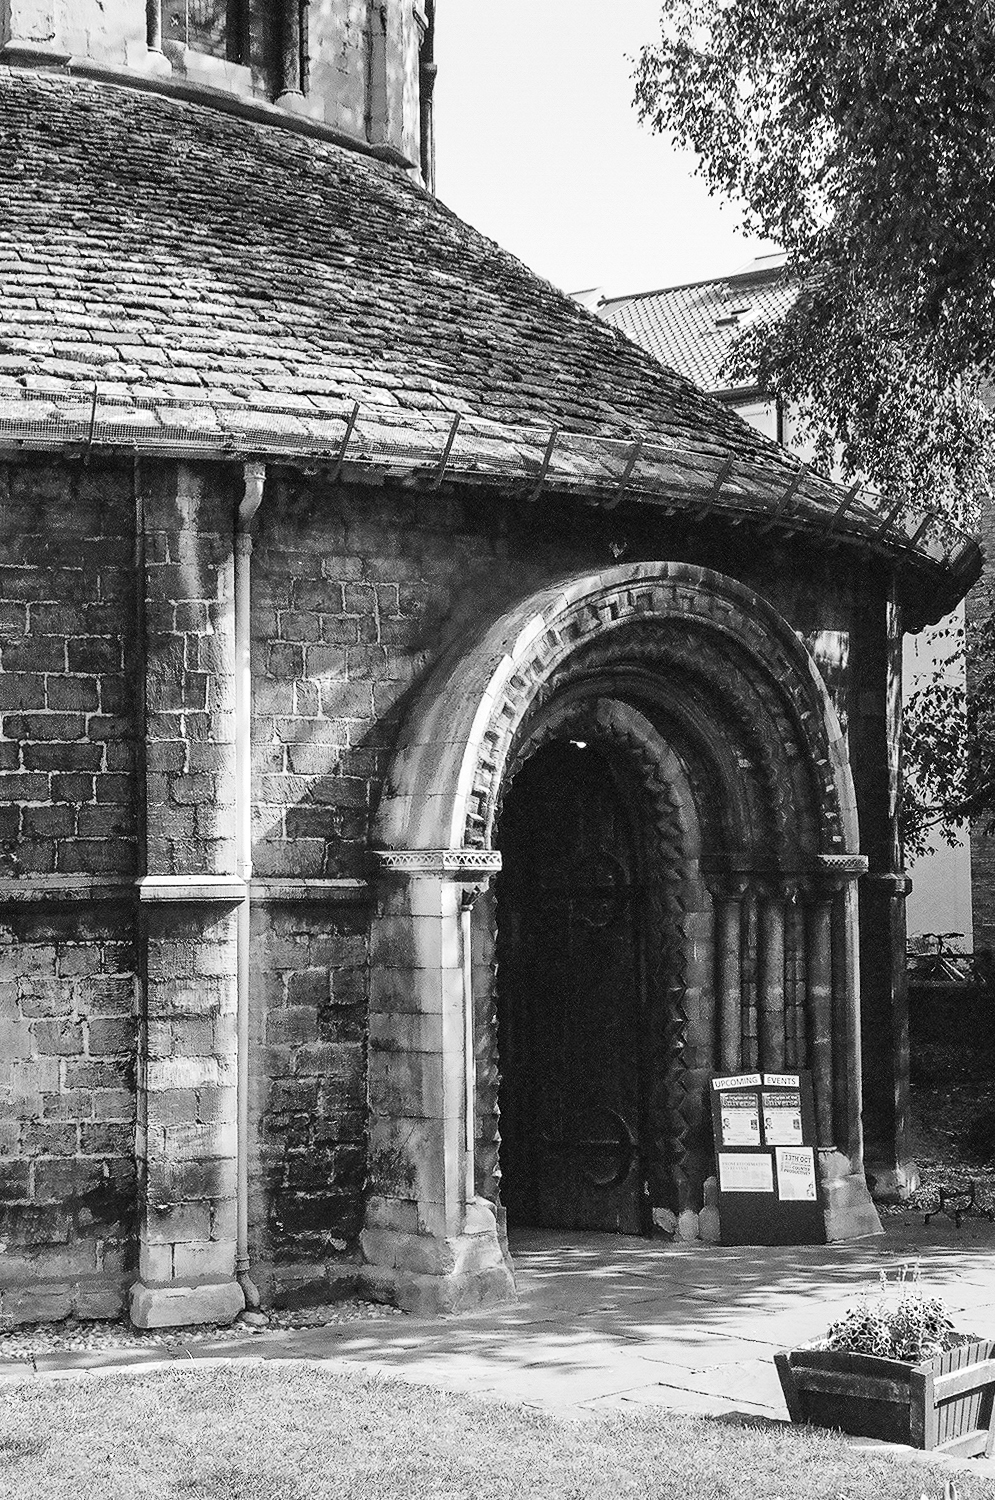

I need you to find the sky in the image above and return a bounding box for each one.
[433,1,775,301]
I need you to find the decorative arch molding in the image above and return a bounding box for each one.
[363,562,878,1315]
[373,561,858,862]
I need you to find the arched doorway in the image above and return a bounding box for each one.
[495,738,647,1234]
[364,562,881,1314]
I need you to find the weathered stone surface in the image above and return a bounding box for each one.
[819,1150,884,1242]
[129,1278,245,1329]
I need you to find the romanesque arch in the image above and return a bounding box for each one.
[362,562,880,1315]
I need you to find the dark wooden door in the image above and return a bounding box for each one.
[496,740,645,1234]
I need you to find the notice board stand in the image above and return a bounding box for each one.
[709,1070,825,1246]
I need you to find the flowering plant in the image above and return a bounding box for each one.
[820,1263,971,1364]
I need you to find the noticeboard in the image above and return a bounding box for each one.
[709,1070,825,1246]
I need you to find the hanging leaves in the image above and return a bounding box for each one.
[635,0,995,845]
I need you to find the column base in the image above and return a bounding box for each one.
[361,1260,516,1317]
[276,89,311,116]
[819,1150,884,1241]
[130,1278,245,1330]
[864,1157,920,1203]
[124,41,174,77]
[360,1198,517,1316]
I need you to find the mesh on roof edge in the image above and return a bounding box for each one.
[0,389,975,570]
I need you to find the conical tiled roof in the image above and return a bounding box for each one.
[0,69,794,456]
[0,67,980,612]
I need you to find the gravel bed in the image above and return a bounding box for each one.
[0,1301,403,1362]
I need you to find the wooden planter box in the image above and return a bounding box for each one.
[775,1340,995,1456]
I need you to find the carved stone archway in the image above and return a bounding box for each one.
[363,563,880,1315]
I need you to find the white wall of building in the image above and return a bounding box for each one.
[903,609,973,946]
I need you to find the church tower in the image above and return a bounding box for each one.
[1,0,436,185]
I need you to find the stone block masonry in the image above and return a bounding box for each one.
[0,906,137,1327]
[247,900,369,1305]
[0,459,138,881]
[0,445,939,1318]
[0,457,140,1326]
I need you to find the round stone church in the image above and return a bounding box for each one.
[0,1,980,1325]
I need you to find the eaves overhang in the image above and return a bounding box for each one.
[0,389,980,625]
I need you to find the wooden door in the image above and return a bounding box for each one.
[496,740,645,1234]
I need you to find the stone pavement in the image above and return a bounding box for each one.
[4,1223,995,1482]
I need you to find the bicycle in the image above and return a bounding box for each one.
[906,932,974,986]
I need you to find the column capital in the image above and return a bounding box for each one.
[373,848,502,880]
[701,851,752,900]
[814,853,869,887]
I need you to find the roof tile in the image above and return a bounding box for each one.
[599,271,794,393]
[0,67,796,473]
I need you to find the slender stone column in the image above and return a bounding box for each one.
[146,0,163,51]
[860,870,916,1197]
[784,888,806,1068]
[278,0,304,96]
[130,463,245,1330]
[709,877,747,1072]
[362,849,515,1315]
[758,884,787,1072]
[806,891,835,1148]
[741,888,759,1069]
[808,853,880,1241]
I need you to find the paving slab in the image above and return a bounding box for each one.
[585,1384,780,1419]
[7,1222,995,1481]
[636,1356,788,1412]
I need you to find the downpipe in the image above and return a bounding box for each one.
[235,462,266,1308]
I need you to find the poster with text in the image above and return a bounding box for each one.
[762,1090,803,1146]
[775,1147,817,1201]
[719,1092,761,1146]
[718,1152,774,1194]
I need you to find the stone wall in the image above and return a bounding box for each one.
[0,459,138,1325]
[6,0,425,164]
[0,461,138,882]
[0,906,136,1324]
[0,450,901,1319]
[248,900,368,1303]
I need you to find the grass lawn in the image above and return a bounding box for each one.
[0,1364,988,1500]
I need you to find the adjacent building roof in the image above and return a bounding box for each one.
[597,256,794,394]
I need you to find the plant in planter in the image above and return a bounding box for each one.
[776,1265,995,1455]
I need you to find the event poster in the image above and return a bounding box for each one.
[762,1089,803,1145]
[775,1147,817,1201]
[719,1092,761,1146]
[717,1152,774,1194]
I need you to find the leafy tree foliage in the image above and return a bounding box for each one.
[634,0,995,854]
[904,598,995,856]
